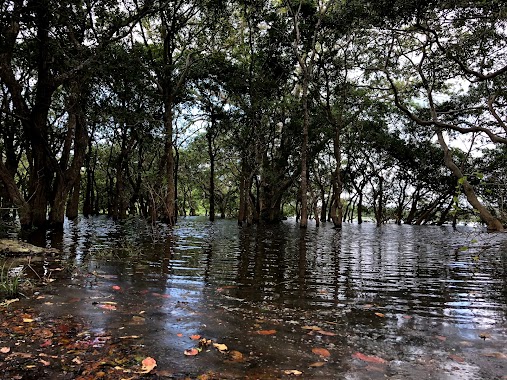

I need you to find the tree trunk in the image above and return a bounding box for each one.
[299,82,309,228]
[330,125,343,228]
[207,115,216,222]
[66,175,80,220]
[163,92,177,225]
[436,130,504,231]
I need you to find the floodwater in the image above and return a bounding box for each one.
[8,217,507,379]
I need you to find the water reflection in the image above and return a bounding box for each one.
[23,217,505,328]
[10,216,507,377]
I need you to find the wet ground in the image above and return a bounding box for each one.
[1,216,507,379]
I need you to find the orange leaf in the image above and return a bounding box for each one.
[352,352,386,364]
[374,312,385,318]
[141,356,157,373]
[312,348,331,357]
[177,333,183,337]
[112,285,121,291]
[184,348,199,356]
[309,362,326,367]
[190,334,201,340]
[257,330,276,335]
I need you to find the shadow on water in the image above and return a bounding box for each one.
[12,217,507,378]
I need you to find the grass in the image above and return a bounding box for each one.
[0,261,23,298]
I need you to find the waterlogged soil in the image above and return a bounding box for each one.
[1,217,507,379]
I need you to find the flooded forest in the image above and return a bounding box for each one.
[1,0,507,379]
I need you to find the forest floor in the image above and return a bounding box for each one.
[2,282,507,380]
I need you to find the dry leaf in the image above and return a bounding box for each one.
[184,348,199,356]
[302,326,322,331]
[284,369,303,376]
[112,285,121,291]
[448,354,465,363]
[256,330,276,335]
[483,352,507,359]
[177,333,183,337]
[352,352,386,364]
[312,348,331,357]
[23,318,34,323]
[1,347,11,354]
[213,343,228,352]
[318,330,337,336]
[374,312,385,318]
[309,362,326,367]
[72,357,82,365]
[40,359,50,366]
[141,357,157,373]
[228,350,244,362]
[190,334,201,340]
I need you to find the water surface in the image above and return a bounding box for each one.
[12,217,507,378]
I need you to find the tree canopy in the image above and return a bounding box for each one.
[0,0,506,231]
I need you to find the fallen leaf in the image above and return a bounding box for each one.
[256,330,276,335]
[184,348,199,356]
[228,350,244,362]
[302,326,322,331]
[309,362,326,367]
[213,343,228,352]
[40,359,50,366]
[112,285,121,291]
[72,357,82,365]
[39,353,58,359]
[284,369,303,376]
[99,303,117,311]
[141,357,157,373]
[312,348,331,357]
[177,333,183,337]
[40,340,52,347]
[479,333,491,340]
[199,338,212,347]
[190,334,201,340]
[23,318,34,323]
[374,312,385,318]
[318,330,337,336]
[448,354,465,363]
[1,347,11,354]
[402,315,412,319]
[483,352,507,359]
[0,298,19,307]
[352,352,386,364]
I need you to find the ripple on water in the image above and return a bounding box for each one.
[42,217,507,330]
